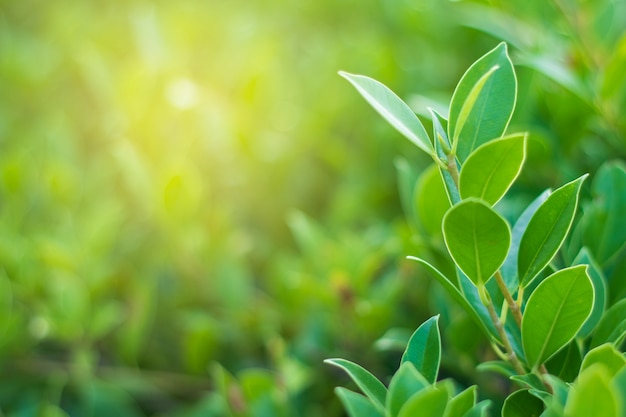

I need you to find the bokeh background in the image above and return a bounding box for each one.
[1,0,625,415]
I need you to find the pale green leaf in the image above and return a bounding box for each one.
[521,265,594,369]
[336,388,385,417]
[398,387,448,417]
[386,362,430,417]
[416,164,451,237]
[340,72,434,154]
[442,199,511,288]
[580,343,626,379]
[564,365,619,417]
[448,42,516,162]
[401,315,441,384]
[518,175,587,287]
[325,358,387,410]
[459,133,526,205]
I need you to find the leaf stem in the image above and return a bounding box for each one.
[494,271,523,328]
[447,154,460,190]
[485,295,526,375]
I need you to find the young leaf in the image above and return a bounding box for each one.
[401,315,441,384]
[581,161,626,266]
[339,72,434,155]
[448,42,516,162]
[580,343,626,379]
[407,257,498,341]
[459,133,526,205]
[444,385,477,417]
[336,388,385,417]
[590,298,626,348]
[386,362,430,417]
[518,175,587,287]
[398,387,448,417]
[501,389,544,417]
[442,199,511,288]
[521,265,594,369]
[325,358,387,410]
[563,365,619,417]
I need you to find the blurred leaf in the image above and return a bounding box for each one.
[401,315,441,384]
[459,133,526,205]
[581,161,626,266]
[444,385,477,417]
[590,298,626,348]
[325,358,387,411]
[442,199,511,288]
[522,265,594,369]
[564,365,619,417]
[449,42,516,162]
[339,72,434,155]
[518,175,587,287]
[416,165,451,237]
[580,343,626,379]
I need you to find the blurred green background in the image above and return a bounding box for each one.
[1,0,625,415]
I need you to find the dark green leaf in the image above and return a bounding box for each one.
[502,389,544,417]
[521,265,594,369]
[518,175,587,287]
[573,248,607,338]
[401,316,441,384]
[387,362,430,417]
[590,298,626,349]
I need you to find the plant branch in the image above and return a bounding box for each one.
[494,271,523,328]
[485,296,526,375]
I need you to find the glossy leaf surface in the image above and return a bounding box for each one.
[522,265,594,369]
[386,362,429,417]
[397,387,448,417]
[443,199,511,288]
[518,175,587,287]
[340,72,433,155]
[459,133,526,205]
[401,315,441,384]
[448,42,516,162]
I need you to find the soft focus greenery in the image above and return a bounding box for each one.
[0,0,625,415]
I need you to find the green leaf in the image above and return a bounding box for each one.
[395,158,420,232]
[590,298,626,349]
[325,358,387,410]
[580,343,626,379]
[510,373,546,392]
[416,165,451,237]
[564,365,619,417]
[336,388,385,417]
[459,133,526,205]
[339,71,434,155]
[444,386,477,417]
[573,248,607,338]
[462,400,491,417]
[518,175,587,287]
[398,387,448,417]
[386,362,430,417]
[430,108,461,205]
[448,42,516,162]
[502,389,544,417]
[581,161,626,265]
[407,257,498,341]
[501,190,551,290]
[476,361,517,378]
[442,199,511,288]
[401,315,441,384]
[521,265,594,369]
